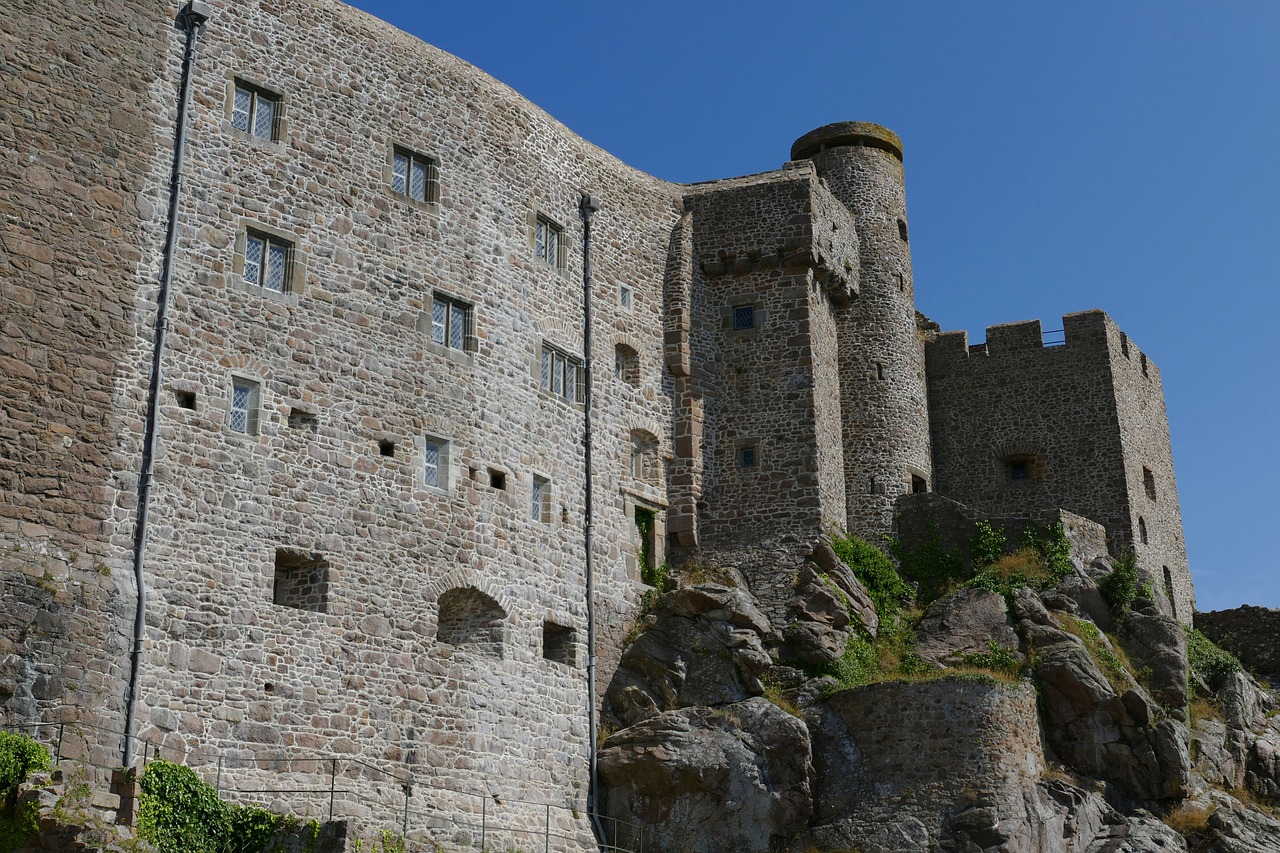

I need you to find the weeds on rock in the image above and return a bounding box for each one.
[1100,549,1141,616]
[1186,627,1241,694]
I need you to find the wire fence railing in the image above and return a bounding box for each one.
[6,717,651,853]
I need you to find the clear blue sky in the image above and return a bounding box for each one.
[348,1,1279,612]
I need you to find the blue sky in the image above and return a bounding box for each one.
[348,1,1279,611]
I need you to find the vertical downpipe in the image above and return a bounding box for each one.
[122,0,211,768]
[579,193,604,841]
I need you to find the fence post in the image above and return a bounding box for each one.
[55,723,64,764]
[544,804,550,853]
[215,754,223,794]
[402,784,411,839]
[328,759,337,822]
[480,795,486,852]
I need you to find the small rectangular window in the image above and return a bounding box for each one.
[619,284,634,312]
[244,230,292,292]
[430,293,473,351]
[540,343,584,403]
[535,215,563,268]
[231,81,280,141]
[273,548,328,612]
[391,146,439,204]
[422,436,452,491]
[531,475,551,524]
[229,379,260,435]
[542,621,575,666]
[732,305,756,331]
[738,445,757,468]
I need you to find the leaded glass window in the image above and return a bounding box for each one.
[535,215,562,267]
[539,343,583,404]
[229,380,259,435]
[430,293,472,351]
[231,82,279,141]
[244,231,291,292]
[392,147,439,203]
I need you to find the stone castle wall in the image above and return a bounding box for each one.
[1,0,1199,844]
[925,309,1192,619]
[1196,607,1280,686]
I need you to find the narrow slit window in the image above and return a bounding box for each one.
[229,379,260,435]
[531,476,551,524]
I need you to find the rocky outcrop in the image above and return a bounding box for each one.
[598,698,812,853]
[598,536,1279,853]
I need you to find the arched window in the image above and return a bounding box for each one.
[437,587,507,658]
[615,344,640,387]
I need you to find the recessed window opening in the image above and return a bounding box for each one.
[535,215,563,267]
[423,437,447,489]
[232,80,280,140]
[732,304,756,331]
[634,507,658,575]
[1138,516,1148,545]
[288,408,317,431]
[1163,566,1176,619]
[437,587,506,657]
[542,621,576,666]
[897,272,904,292]
[619,283,634,312]
[737,445,758,469]
[392,146,439,204]
[431,292,473,351]
[897,218,909,243]
[175,390,196,410]
[1008,459,1029,480]
[615,344,640,387]
[229,379,260,435]
[531,475,551,523]
[875,361,887,380]
[1140,353,1149,377]
[541,343,584,403]
[1120,333,1131,359]
[911,473,927,494]
[379,440,396,458]
[244,230,291,292]
[273,548,329,613]
[488,468,506,491]
[1143,467,1157,501]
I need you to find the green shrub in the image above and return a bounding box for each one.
[957,640,1023,676]
[0,732,51,795]
[831,534,910,622]
[1187,627,1241,690]
[967,521,1008,570]
[1099,550,1140,615]
[138,760,282,853]
[1022,522,1073,583]
[892,522,965,604]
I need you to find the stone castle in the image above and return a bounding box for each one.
[0,0,1193,847]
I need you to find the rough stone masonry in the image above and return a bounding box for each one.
[0,0,1198,847]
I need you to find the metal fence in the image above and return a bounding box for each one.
[7,718,650,853]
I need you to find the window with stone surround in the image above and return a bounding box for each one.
[437,587,506,658]
[391,146,439,204]
[422,435,451,491]
[243,229,292,293]
[231,79,281,141]
[732,304,756,331]
[534,214,565,268]
[429,292,474,352]
[619,283,634,312]
[228,378,260,435]
[737,442,759,469]
[542,621,576,666]
[531,475,551,524]
[541,343,584,403]
[615,344,640,387]
[630,431,659,482]
[1143,466,1157,501]
[273,548,328,612]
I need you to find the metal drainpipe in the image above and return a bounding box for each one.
[122,0,211,769]
[579,193,605,841]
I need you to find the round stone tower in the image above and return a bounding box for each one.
[791,122,931,540]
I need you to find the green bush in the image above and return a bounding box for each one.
[967,521,1008,570]
[831,534,910,622]
[138,760,283,853]
[1099,550,1140,615]
[1187,627,1242,690]
[892,522,965,605]
[0,732,51,795]
[1022,522,1073,583]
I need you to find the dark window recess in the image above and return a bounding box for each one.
[737,446,757,468]
[1143,467,1157,501]
[911,474,927,494]
[875,362,887,380]
[437,587,506,658]
[1140,353,1149,377]
[379,440,396,458]
[732,305,756,331]
[897,218,909,243]
[175,390,196,410]
[542,621,575,666]
[488,469,506,491]
[1163,566,1176,618]
[1008,459,1029,481]
[273,549,328,613]
[288,408,318,431]
[1120,333,1131,359]
[1138,517,1149,545]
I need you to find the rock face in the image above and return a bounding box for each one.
[599,544,1280,853]
[598,698,813,853]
